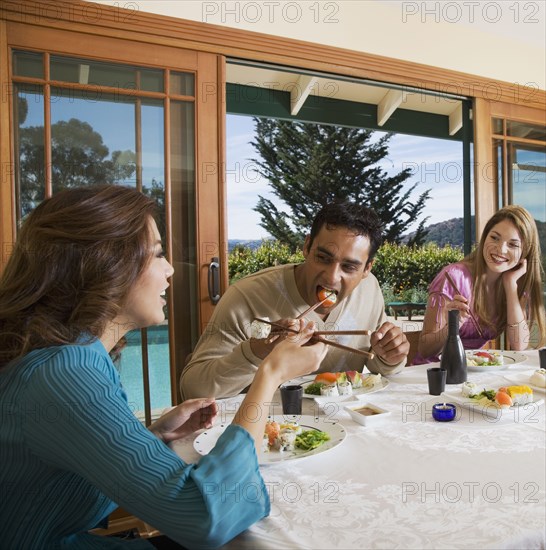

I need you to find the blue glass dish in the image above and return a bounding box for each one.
[432,403,456,422]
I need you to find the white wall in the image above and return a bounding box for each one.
[92,0,545,90]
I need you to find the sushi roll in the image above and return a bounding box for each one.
[250,318,271,339]
[338,381,353,396]
[346,371,363,388]
[320,383,339,397]
[530,368,546,388]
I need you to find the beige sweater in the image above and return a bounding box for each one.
[180,264,406,399]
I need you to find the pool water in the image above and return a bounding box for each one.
[116,326,172,414]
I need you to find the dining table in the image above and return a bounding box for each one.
[171,350,546,549]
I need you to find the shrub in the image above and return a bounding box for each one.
[372,242,464,294]
[228,240,464,299]
[228,240,304,283]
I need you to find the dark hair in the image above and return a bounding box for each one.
[308,201,384,264]
[0,185,158,368]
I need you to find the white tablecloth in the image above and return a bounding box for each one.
[172,351,546,549]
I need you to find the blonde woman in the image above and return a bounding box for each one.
[416,205,545,363]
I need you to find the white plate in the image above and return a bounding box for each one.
[442,387,543,418]
[193,415,346,465]
[465,350,527,371]
[301,375,390,401]
[504,372,546,394]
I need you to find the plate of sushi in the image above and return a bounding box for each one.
[299,371,389,402]
[193,415,346,465]
[465,350,527,371]
[503,368,546,393]
[442,381,544,418]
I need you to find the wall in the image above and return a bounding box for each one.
[91,0,546,90]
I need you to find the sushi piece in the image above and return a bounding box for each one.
[250,318,271,339]
[317,287,337,307]
[494,389,513,408]
[314,372,339,385]
[506,385,533,405]
[461,381,478,397]
[346,371,363,388]
[264,421,280,446]
[530,368,546,388]
[274,429,297,452]
[320,383,339,397]
[338,381,353,396]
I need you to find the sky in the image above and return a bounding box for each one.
[226,114,466,240]
[226,114,546,240]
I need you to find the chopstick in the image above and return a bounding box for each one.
[296,291,336,319]
[252,318,375,359]
[444,272,486,339]
[315,330,371,336]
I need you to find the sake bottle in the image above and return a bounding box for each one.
[440,309,467,384]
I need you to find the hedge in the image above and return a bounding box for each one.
[228,240,464,300]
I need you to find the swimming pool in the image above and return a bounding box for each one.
[116,326,172,414]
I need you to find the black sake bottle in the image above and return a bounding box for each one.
[440,309,467,384]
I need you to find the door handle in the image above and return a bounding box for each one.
[208,257,220,305]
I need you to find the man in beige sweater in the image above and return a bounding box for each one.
[181,202,409,399]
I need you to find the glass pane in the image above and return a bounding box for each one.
[511,144,546,222]
[171,101,198,369]
[50,87,136,192]
[14,84,45,220]
[116,327,172,415]
[170,71,194,96]
[50,55,164,92]
[492,117,503,135]
[13,50,43,78]
[140,99,171,411]
[506,121,546,142]
[509,143,546,311]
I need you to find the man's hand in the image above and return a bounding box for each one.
[370,322,409,366]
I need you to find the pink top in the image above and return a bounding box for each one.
[413,262,496,364]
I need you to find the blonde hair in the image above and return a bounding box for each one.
[464,205,545,347]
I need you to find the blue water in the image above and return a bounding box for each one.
[116,326,172,413]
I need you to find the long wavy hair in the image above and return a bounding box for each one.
[0,185,158,369]
[463,205,545,346]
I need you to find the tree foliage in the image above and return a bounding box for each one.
[251,119,431,250]
[18,116,136,216]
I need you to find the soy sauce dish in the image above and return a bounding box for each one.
[343,402,391,426]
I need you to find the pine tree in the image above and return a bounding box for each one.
[251,118,430,250]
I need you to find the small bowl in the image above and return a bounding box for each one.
[343,402,391,426]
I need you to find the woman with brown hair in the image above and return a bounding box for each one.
[417,205,545,363]
[0,185,325,548]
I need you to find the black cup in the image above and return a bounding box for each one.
[539,348,546,369]
[280,384,303,415]
[427,368,447,396]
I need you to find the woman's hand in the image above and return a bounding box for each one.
[149,398,218,444]
[445,294,471,327]
[260,320,327,385]
[502,258,527,291]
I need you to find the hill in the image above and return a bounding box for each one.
[230,218,546,253]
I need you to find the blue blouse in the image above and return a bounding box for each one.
[0,339,269,548]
